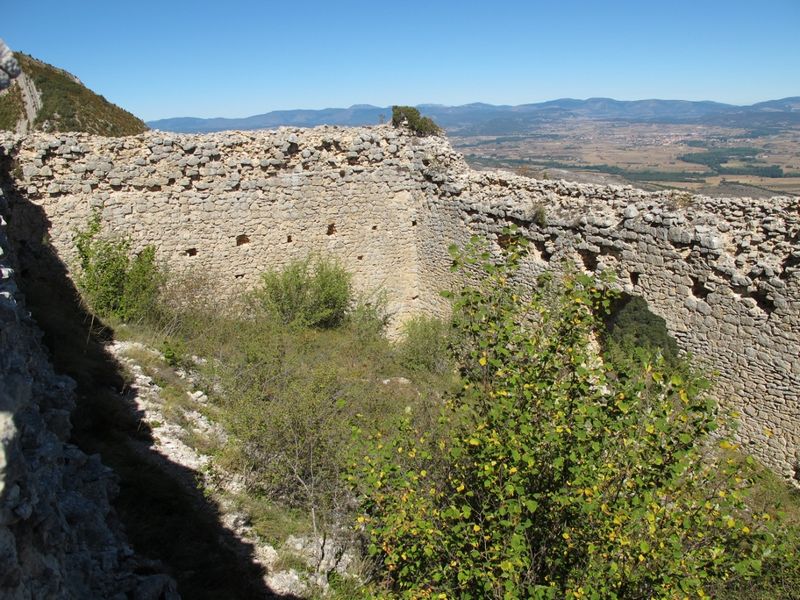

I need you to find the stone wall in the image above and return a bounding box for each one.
[0,152,177,598]
[4,127,429,320]
[1,126,797,480]
[420,170,799,480]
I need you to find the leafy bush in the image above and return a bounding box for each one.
[391,105,442,136]
[604,294,680,363]
[710,456,800,599]
[255,256,352,328]
[119,246,162,321]
[397,314,451,375]
[352,233,791,599]
[347,290,391,342]
[74,213,163,321]
[193,310,429,541]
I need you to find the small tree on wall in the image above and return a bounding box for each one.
[391,105,442,136]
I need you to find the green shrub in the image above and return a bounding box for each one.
[391,105,442,136]
[352,232,791,599]
[196,311,424,540]
[605,294,680,363]
[532,203,547,227]
[119,245,162,321]
[74,213,163,321]
[161,337,190,369]
[347,290,391,342]
[255,256,352,328]
[397,315,451,374]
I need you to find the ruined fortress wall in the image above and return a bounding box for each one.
[4,127,434,320]
[421,172,799,479]
[2,126,798,479]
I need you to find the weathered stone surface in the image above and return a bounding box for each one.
[0,158,178,598]
[1,125,798,481]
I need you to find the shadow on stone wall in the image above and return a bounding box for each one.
[0,166,296,599]
[603,293,680,362]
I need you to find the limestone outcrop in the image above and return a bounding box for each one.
[1,125,797,480]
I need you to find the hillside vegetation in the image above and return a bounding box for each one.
[0,78,24,129]
[38,218,800,598]
[0,53,147,136]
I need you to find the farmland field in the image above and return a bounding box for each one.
[453,119,800,197]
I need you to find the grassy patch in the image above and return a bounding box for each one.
[101,254,455,561]
[187,308,453,537]
[181,427,219,456]
[228,493,312,547]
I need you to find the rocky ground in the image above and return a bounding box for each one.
[109,340,353,598]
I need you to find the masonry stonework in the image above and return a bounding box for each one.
[1,126,798,480]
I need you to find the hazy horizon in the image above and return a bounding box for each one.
[146,96,799,123]
[6,0,799,121]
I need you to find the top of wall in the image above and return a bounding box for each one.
[2,125,798,285]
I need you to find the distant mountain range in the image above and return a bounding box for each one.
[148,97,800,136]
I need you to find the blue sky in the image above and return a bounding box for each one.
[5,0,799,121]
